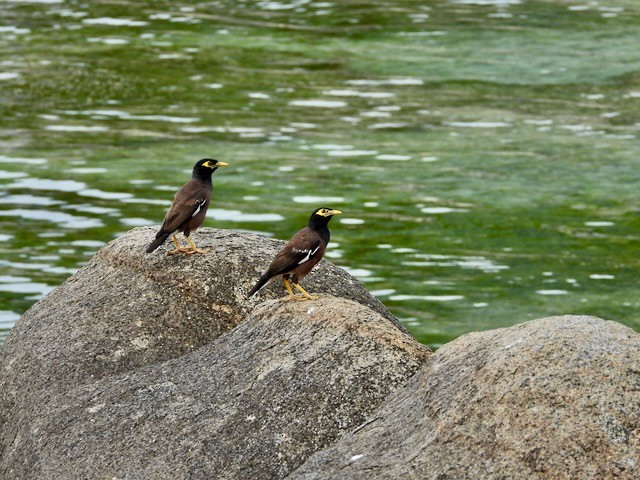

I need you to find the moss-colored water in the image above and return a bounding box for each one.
[1,0,639,348]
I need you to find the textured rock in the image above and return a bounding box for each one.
[4,227,638,479]
[0,227,403,438]
[289,315,640,480]
[1,297,428,479]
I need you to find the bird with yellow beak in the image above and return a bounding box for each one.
[248,207,342,301]
[146,158,228,255]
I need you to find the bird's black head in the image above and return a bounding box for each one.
[192,158,229,181]
[308,207,342,230]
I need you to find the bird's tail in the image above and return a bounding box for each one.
[146,231,171,253]
[248,273,271,297]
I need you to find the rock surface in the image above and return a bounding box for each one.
[0,227,426,479]
[2,227,639,479]
[289,315,640,480]
[0,227,403,435]
[1,298,427,479]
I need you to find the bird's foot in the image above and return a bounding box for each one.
[184,247,209,255]
[280,294,318,302]
[184,237,208,255]
[169,246,209,255]
[280,294,302,303]
[168,247,192,255]
[292,283,319,301]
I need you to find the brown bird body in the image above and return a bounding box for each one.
[248,207,342,300]
[146,158,228,254]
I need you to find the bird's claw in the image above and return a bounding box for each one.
[168,247,191,255]
[185,248,209,255]
[279,294,318,302]
[169,247,209,255]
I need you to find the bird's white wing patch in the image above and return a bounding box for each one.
[191,199,207,217]
[296,245,320,264]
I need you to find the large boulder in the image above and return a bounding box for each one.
[0,297,428,479]
[3,225,638,479]
[0,227,403,431]
[0,227,426,479]
[289,315,640,479]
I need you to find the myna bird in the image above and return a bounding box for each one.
[248,207,342,301]
[146,158,228,254]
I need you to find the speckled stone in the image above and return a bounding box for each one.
[288,315,640,480]
[0,227,426,479]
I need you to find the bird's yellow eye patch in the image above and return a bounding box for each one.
[317,208,342,217]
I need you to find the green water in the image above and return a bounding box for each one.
[1,0,639,348]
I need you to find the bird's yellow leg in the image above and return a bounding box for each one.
[293,282,319,301]
[280,277,299,302]
[184,236,209,255]
[169,235,191,255]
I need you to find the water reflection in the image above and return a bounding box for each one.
[0,156,48,165]
[9,178,86,192]
[82,17,148,27]
[62,109,200,123]
[420,207,469,214]
[0,282,55,295]
[376,154,411,161]
[0,195,62,206]
[66,168,108,174]
[323,90,395,98]
[207,209,285,222]
[326,150,378,157]
[87,38,130,45]
[402,254,509,273]
[389,294,464,302]
[44,125,109,132]
[292,196,344,204]
[345,78,424,86]
[339,218,365,225]
[589,274,615,280]
[0,171,27,180]
[0,209,103,229]
[78,189,134,200]
[289,100,347,108]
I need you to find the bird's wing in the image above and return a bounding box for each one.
[160,181,209,233]
[265,228,324,276]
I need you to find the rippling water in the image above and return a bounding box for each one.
[1,0,639,348]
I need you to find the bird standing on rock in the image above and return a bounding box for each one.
[248,207,342,301]
[146,158,228,255]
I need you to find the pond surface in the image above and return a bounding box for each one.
[1,0,639,348]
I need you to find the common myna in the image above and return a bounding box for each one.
[248,207,342,301]
[146,158,228,254]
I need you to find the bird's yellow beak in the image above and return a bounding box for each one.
[217,161,229,167]
[329,209,342,216]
